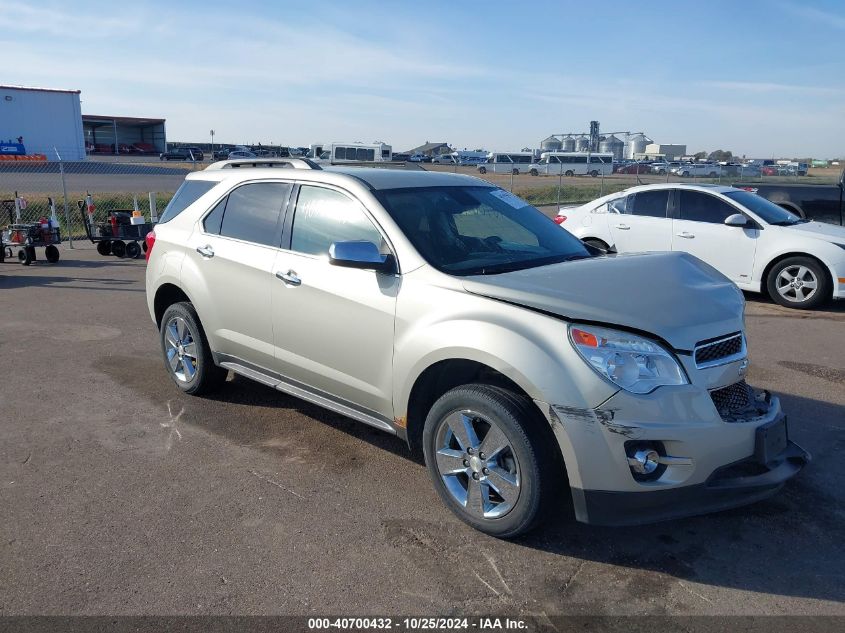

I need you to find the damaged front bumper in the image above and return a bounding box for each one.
[537,384,810,526]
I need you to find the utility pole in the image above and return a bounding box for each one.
[210,129,215,154]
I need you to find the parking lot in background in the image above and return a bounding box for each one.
[1,243,843,616]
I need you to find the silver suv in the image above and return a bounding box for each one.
[145,158,808,537]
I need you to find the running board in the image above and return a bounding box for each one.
[218,360,395,434]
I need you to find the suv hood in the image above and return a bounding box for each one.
[462,252,744,351]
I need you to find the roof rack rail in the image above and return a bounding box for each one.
[205,158,322,171]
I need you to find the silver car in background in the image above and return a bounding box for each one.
[145,159,808,537]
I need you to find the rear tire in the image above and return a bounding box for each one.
[589,170,598,178]
[565,170,575,177]
[45,245,60,263]
[160,302,227,395]
[18,248,32,266]
[529,169,538,176]
[111,240,126,258]
[125,241,141,259]
[422,384,558,538]
[766,256,830,310]
[478,166,487,174]
[96,240,112,256]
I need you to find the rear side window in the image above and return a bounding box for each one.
[290,186,383,256]
[628,190,669,218]
[218,182,291,246]
[679,190,739,224]
[158,180,216,223]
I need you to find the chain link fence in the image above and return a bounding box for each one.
[0,158,200,246]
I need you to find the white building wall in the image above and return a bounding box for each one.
[0,86,85,160]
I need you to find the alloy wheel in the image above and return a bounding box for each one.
[776,265,818,303]
[434,409,520,519]
[164,316,198,382]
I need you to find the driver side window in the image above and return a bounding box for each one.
[290,185,384,256]
[679,190,739,224]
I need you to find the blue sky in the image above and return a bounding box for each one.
[3,1,844,157]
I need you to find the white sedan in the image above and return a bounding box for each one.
[556,183,845,309]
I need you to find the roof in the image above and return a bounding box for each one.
[82,114,165,125]
[0,84,80,94]
[404,141,450,154]
[325,166,491,190]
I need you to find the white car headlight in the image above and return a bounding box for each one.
[569,324,688,394]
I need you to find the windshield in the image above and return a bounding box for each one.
[724,190,806,225]
[375,186,591,275]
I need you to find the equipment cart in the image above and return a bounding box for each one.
[81,207,154,259]
[1,200,61,265]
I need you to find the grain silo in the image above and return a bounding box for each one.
[540,136,562,152]
[599,134,624,160]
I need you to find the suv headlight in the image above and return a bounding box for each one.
[569,324,688,394]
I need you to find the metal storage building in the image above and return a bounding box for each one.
[0,85,85,160]
[82,115,166,155]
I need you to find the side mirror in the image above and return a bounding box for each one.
[329,240,395,273]
[724,213,748,227]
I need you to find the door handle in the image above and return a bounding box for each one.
[676,232,695,239]
[275,270,301,286]
[196,245,214,258]
[614,224,630,230]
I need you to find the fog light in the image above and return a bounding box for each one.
[625,441,667,482]
[630,449,660,474]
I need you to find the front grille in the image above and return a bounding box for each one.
[710,381,770,422]
[694,333,744,367]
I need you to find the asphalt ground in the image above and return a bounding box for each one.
[1,243,844,618]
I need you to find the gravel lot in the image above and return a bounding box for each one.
[1,243,843,617]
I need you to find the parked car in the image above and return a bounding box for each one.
[557,183,845,309]
[145,161,808,537]
[212,147,231,160]
[160,148,203,161]
[614,162,651,175]
[670,163,721,178]
[409,153,432,163]
[226,150,257,160]
[733,169,844,225]
[650,162,680,175]
[430,154,456,164]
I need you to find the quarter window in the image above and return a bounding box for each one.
[159,180,216,224]
[290,186,384,256]
[218,182,290,246]
[203,198,226,234]
[628,190,669,218]
[679,190,739,224]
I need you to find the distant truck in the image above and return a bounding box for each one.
[734,169,844,225]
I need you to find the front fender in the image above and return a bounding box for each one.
[392,278,618,421]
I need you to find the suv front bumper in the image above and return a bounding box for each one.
[537,385,810,526]
[575,435,809,526]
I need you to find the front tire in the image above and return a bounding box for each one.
[478,166,487,174]
[160,302,227,395]
[422,384,557,538]
[766,256,830,309]
[589,170,598,178]
[565,170,575,177]
[529,169,538,176]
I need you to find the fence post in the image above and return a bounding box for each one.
[557,167,563,207]
[58,159,74,247]
[600,158,605,197]
[149,192,158,222]
[510,169,514,192]
[14,192,21,221]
